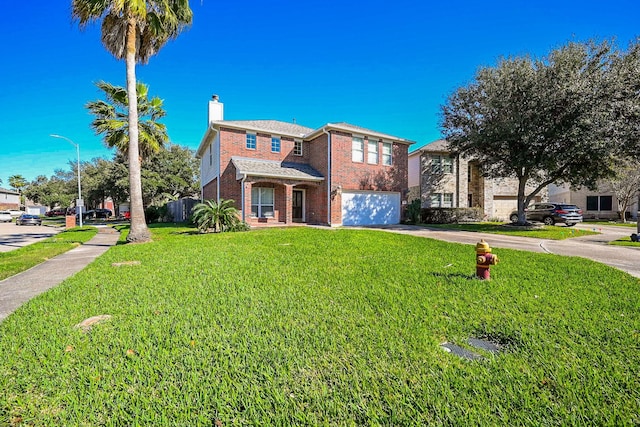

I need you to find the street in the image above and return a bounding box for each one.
[0,222,62,253]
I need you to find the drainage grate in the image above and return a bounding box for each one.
[440,337,502,360]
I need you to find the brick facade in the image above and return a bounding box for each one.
[198,116,412,226]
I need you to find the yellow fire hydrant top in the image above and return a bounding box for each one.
[475,239,491,254]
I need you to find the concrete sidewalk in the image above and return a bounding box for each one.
[371,223,640,279]
[0,227,120,322]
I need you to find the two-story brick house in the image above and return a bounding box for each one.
[196,96,413,226]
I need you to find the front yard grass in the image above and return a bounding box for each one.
[423,222,599,240]
[609,235,640,247]
[0,227,97,281]
[0,226,638,425]
[584,220,637,227]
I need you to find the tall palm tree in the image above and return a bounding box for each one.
[72,0,193,243]
[86,81,168,160]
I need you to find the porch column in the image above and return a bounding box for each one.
[243,181,252,223]
[285,184,293,224]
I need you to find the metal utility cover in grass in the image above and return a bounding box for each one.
[440,342,483,360]
[468,338,500,354]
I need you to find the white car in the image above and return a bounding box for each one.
[8,210,23,218]
[0,210,12,223]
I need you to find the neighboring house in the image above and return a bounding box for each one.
[408,140,546,220]
[550,183,639,220]
[0,187,20,210]
[26,205,47,216]
[196,96,413,226]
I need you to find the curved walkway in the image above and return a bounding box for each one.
[371,223,640,279]
[0,226,120,322]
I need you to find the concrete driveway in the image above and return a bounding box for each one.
[371,223,640,279]
[0,222,63,253]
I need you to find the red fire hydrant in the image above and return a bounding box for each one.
[476,239,498,280]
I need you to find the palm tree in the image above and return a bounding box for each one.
[72,0,193,243]
[8,175,27,193]
[192,199,242,233]
[86,81,168,160]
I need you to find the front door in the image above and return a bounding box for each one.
[292,189,304,222]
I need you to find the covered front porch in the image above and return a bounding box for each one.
[231,157,325,226]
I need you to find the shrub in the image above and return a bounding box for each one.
[145,206,161,223]
[421,207,483,224]
[191,198,242,233]
[406,199,422,224]
[145,204,173,223]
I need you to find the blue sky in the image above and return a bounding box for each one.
[1,1,638,184]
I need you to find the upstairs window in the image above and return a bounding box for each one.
[443,157,453,173]
[294,140,303,156]
[271,137,281,153]
[367,139,378,164]
[382,142,392,166]
[246,133,256,150]
[352,137,364,162]
[431,156,441,173]
[431,155,452,173]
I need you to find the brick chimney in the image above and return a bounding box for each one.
[208,94,224,124]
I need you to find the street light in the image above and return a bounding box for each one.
[50,134,83,227]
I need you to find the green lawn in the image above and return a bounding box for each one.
[583,220,638,227]
[0,227,98,281]
[609,236,640,247]
[1,226,639,425]
[423,222,599,240]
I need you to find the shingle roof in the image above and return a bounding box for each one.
[231,157,325,182]
[304,122,414,144]
[0,187,19,195]
[214,120,314,138]
[418,139,449,153]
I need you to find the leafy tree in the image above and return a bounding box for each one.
[606,42,640,232]
[441,40,640,225]
[609,158,640,224]
[24,174,75,209]
[82,157,118,210]
[142,143,199,204]
[110,144,199,208]
[72,0,193,243]
[191,199,242,233]
[86,81,168,159]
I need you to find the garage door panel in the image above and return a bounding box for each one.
[493,198,518,221]
[342,191,400,226]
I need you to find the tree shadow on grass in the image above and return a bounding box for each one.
[431,272,476,280]
[171,230,202,236]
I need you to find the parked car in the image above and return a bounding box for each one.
[16,214,42,226]
[95,209,112,218]
[510,203,583,226]
[45,208,67,217]
[8,210,23,218]
[0,210,12,223]
[77,210,94,220]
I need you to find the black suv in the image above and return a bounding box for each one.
[510,203,583,226]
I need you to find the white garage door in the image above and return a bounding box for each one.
[341,191,401,226]
[493,197,518,221]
